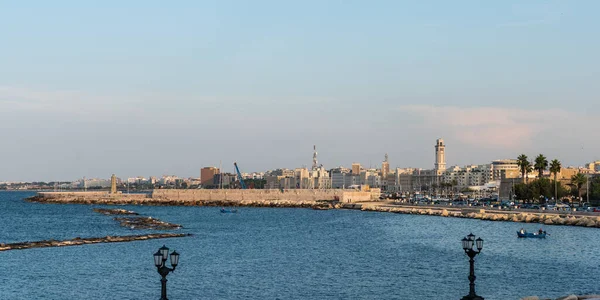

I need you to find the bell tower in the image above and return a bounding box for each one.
[435,139,446,172]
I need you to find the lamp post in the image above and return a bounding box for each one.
[461,233,484,300]
[153,245,180,300]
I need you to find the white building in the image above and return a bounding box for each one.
[442,164,493,188]
[330,167,351,189]
[491,159,520,180]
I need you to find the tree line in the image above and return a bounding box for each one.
[515,154,599,203]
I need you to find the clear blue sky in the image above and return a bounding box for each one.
[1,1,598,181]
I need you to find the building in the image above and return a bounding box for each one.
[395,168,415,192]
[442,164,493,188]
[352,163,361,175]
[159,175,179,185]
[241,172,264,180]
[126,177,148,184]
[295,168,311,189]
[263,167,330,189]
[363,171,381,187]
[213,173,237,187]
[264,169,295,189]
[588,161,600,173]
[412,168,439,191]
[81,178,112,188]
[381,154,390,179]
[200,167,220,187]
[330,167,351,189]
[491,159,520,180]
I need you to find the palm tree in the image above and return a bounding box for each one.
[534,154,548,178]
[517,154,529,183]
[549,159,561,203]
[525,161,533,184]
[571,173,586,206]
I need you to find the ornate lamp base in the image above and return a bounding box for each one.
[461,295,484,300]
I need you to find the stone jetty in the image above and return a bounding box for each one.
[0,233,191,252]
[93,208,138,215]
[114,217,182,230]
[92,208,182,229]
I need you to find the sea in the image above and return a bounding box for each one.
[1,191,599,300]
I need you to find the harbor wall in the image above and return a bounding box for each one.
[31,189,380,205]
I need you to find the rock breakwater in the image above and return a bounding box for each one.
[92,208,182,229]
[114,217,182,230]
[357,204,600,229]
[93,208,138,215]
[0,233,191,252]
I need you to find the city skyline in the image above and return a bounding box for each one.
[2,138,597,183]
[1,1,599,181]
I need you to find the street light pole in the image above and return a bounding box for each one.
[461,233,484,300]
[587,174,590,204]
[154,245,180,300]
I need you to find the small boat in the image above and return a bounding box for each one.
[220,208,238,213]
[312,206,330,210]
[517,231,546,238]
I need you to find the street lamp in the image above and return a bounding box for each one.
[461,233,484,300]
[153,245,180,300]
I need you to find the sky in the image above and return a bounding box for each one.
[1,0,599,181]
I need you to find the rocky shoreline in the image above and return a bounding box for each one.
[358,204,600,228]
[0,233,191,252]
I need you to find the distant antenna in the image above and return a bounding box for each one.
[219,160,223,189]
[384,153,388,163]
[312,145,318,170]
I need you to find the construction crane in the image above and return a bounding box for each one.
[234,162,247,189]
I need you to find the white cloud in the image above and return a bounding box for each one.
[397,105,593,150]
[0,86,134,117]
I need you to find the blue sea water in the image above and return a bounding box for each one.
[1,191,599,300]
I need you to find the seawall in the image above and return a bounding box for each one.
[31,189,380,207]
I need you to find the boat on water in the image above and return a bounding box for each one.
[517,231,547,238]
[220,208,238,213]
[312,206,330,210]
